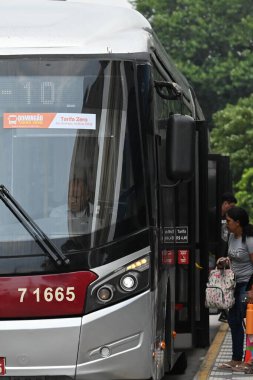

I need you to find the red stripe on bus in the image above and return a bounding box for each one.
[0,271,97,318]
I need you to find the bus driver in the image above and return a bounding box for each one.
[50,177,94,234]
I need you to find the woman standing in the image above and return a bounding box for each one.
[219,206,253,370]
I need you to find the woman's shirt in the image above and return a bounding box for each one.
[228,234,253,283]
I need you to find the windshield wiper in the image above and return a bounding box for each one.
[0,185,70,266]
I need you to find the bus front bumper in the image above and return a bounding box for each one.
[0,291,153,379]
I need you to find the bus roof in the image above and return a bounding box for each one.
[0,0,153,55]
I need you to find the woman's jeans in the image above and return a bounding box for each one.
[228,282,247,361]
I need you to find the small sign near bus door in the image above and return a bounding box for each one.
[178,249,189,264]
[164,226,189,244]
[162,250,175,265]
[175,227,188,243]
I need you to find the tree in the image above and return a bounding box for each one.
[132,0,253,125]
[235,168,253,221]
[133,0,253,212]
[211,94,253,198]
[211,95,253,182]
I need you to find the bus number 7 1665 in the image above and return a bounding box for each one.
[18,287,76,303]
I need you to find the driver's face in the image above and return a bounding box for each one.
[68,179,88,213]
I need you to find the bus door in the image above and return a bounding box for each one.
[172,121,209,350]
[155,141,197,361]
[208,154,232,267]
[154,93,209,356]
[154,88,196,355]
[173,181,196,350]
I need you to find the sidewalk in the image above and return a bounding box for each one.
[196,322,252,379]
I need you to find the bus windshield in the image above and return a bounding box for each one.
[0,58,147,262]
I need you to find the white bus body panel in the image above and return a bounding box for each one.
[0,0,153,56]
[77,291,153,380]
[0,292,153,378]
[0,318,81,377]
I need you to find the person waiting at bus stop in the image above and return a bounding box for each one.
[219,206,253,370]
[228,274,253,374]
[218,192,237,323]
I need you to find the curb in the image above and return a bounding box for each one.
[195,323,229,379]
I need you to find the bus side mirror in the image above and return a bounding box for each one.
[166,114,196,181]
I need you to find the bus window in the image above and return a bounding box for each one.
[0,59,147,272]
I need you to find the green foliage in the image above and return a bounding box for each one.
[235,168,253,221]
[211,95,253,184]
[211,94,253,214]
[133,0,253,213]
[133,0,253,124]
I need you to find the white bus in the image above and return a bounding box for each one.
[0,1,210,379]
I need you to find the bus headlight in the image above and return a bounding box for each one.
[85,255,150,313]
[120,273,138,292]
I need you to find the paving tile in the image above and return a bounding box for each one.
[208,330,252,379]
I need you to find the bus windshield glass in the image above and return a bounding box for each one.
[0,58,147,259]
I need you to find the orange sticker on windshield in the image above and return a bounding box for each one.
[3,113,96,130]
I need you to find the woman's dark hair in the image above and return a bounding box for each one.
[221,192,237,204]
[227,206,253,242]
